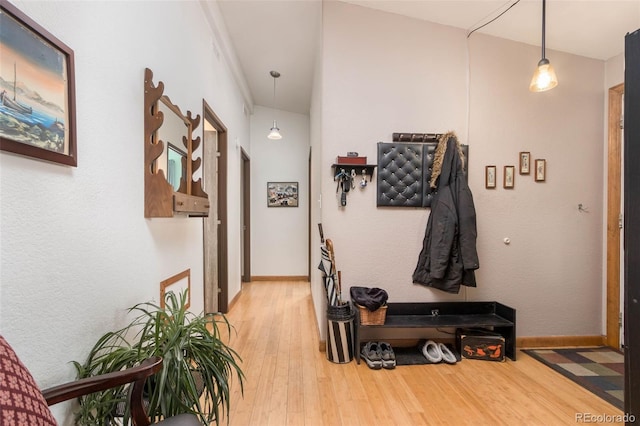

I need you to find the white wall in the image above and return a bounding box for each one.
[315,1,606,339]
[605,53,625,88]
[250,105,310,276]
[467,34,604,336]
[310,21,324,335]
[0,1,249,423]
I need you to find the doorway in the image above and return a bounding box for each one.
[203,100,229,314]
[308,147,312,279]
[241,149,251,283]
[606,83,624,349]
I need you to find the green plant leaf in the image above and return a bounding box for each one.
[73,289,244,425]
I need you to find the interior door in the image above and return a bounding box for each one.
[241,149,251,282]
[606,83,624,349]
[203,116,219,313]
[624,28,640,419]
[203,101,228,314]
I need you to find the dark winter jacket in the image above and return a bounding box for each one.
[412,132,479,293]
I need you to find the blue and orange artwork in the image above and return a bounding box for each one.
[0,8,68,154]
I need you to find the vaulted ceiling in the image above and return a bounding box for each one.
[217,0,640,115]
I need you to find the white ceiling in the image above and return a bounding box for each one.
[217,0,640,115]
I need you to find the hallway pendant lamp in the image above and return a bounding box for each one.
[267,70,282,140]
[529,0,558,92]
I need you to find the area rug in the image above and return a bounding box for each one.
[522,347,624,410]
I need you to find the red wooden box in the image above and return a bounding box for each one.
[336,156,367,164]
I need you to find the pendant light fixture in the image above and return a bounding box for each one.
[529,0,558,92]
[267,70,282,140]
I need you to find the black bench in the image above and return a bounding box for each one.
[353,301,516,363]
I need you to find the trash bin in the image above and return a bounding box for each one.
[326,303,354,363]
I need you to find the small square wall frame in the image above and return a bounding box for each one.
[160,269,191,309]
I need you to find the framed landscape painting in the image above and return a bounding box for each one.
[0,0,77,166]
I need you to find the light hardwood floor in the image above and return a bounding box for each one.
[221,281,624,425]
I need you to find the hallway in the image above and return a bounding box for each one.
[222,281,623,425]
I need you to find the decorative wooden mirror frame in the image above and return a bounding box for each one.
[144,68,209,217]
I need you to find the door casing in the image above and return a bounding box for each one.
[203,100,228,314]
[606,83,624,349]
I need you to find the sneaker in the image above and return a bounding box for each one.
[438,342,457,364]
[361,341,383,370]
[378,342,396,369]
[421,340,442,363]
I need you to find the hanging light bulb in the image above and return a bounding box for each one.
[530,58,558,92]
[268,120,281,140]
[267,71,282,140]
[530,0,558,92]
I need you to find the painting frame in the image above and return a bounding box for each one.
[504,165,515,189]
[485,165,496,189]
[267,181,299,207]
[519,151,531,175]
[160,269,191,310]
[0,0,77,166]
[535,159,546,182]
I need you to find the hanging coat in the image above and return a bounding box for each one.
[412,132,479,294]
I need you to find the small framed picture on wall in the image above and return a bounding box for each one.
[519,152,531,175]
[535,159,546,182]
[504,166,515,189]
[267,181,299,207]
[485,166,497,189]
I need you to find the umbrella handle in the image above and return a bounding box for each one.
[326,239,337,275]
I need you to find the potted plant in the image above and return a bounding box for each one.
[72,290,244,425]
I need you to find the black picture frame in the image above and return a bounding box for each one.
[0,0,77,166]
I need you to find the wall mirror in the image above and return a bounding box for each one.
[144,68,209,217]
[155,97,189,193]
[167,144,187,192]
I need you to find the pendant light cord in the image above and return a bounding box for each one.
[467,0,521,38]
[272,76,276,107]
[541,0,546,59]
[270,70,280,109]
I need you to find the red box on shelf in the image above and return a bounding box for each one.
[336,156,367,164]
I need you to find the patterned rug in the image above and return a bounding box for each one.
[523,347,624,410]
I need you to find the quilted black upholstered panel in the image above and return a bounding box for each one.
[377,143,425,207]
[377,142,468,208]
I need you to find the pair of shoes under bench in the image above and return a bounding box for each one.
[421,340,457,364]
[361,341,396,369]
[379,342,396,369]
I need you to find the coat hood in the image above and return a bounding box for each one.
[430,131,466,189]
